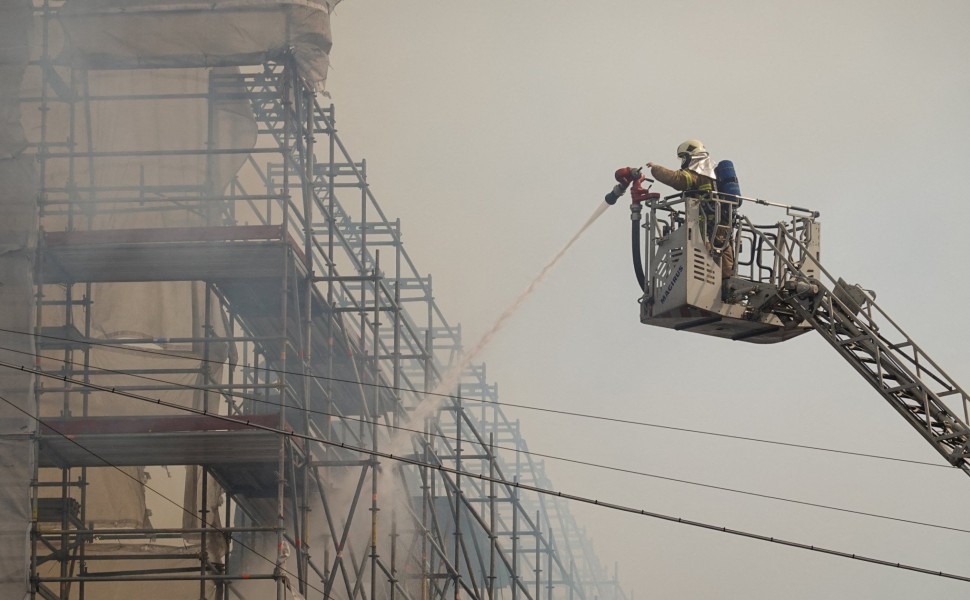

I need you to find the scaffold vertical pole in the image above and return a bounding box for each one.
[488,432,496,600]
[511,475,519,600]
[371,251,381,600]
[275,59,292,600]
[454,390,463,600]
[535,511,542,600]
[298,65,315,600]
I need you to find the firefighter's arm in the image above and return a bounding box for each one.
[647,163,695,191]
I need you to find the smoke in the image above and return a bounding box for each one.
[355,200,611,600]
[386,200,612,456]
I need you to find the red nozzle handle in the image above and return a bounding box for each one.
[631,174,660,204]
[614,167,641,185]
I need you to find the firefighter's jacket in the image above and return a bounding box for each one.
[650,163,734,274]
[648,164,714,194]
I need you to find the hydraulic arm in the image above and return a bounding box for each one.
[761,220,970,474]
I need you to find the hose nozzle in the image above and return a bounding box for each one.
[604,184,625,205]
[605,166,644,205]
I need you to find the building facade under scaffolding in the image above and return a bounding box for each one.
[0,2,628,600]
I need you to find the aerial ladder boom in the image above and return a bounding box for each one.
[762,222,970,474]
[625,177,970,474]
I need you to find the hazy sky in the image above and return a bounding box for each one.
[326,2,970,598]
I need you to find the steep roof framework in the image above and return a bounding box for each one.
[8,2,629,600]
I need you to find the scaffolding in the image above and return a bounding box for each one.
[8,2,631,599]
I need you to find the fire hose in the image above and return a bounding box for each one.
[604,167,659,291]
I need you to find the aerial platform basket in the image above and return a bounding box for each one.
[638,192,821,344]
[620,173,970,477]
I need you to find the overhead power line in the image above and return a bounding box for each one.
[5,347,966,535]
[4,361,970,584]
[0,327,952,470]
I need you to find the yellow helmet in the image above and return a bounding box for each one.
[676,139,706,159]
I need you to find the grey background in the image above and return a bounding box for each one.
[325,1,970,598]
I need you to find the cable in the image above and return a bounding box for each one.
[12,355,970,538]
[0,326,952,469]
[0,394,319,596]
[5,370,970,585]
[8,347,969,536]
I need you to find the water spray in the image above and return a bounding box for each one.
[386,187,620,456]
[376,173,630,563]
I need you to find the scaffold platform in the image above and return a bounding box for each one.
[39,413,304,523]
[39,225,396,418]
[41,225,307,284]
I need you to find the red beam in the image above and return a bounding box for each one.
[40,413,289,436]
[44,225,285,246]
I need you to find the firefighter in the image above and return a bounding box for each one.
[645,139,735,283]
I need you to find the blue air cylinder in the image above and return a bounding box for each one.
[715,160,741,200]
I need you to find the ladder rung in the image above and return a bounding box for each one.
[886,382,920,394]
[858,360,900,379]
[934,430,966,443]
[904,405,926,417]
[838,334,871,346]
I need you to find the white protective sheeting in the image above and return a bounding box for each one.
[11,0,338,594]
[0,2,36,598]
[60,0,336,89]
[36,345,228,528]
[0,1,32,159]
[32,61,247,544]
[0,437,32,600]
